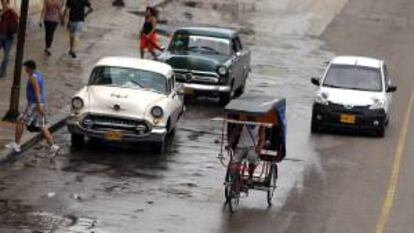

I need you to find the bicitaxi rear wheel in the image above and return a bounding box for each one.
[227,172,241,213]
[267,164,278,207]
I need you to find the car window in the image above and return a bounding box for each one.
[89,66,168,94]
[323,65,383,92]
[169,33,231,55]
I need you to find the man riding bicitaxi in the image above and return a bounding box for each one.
[229,115,266,186]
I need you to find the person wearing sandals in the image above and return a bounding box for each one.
[6,60,60,157]
[40,0,63,56]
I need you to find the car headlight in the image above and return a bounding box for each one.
[151,106,164,118]
[315,92,329,105]
[218,66,227,76]
[71,97,84,110]
[369,99,385,110]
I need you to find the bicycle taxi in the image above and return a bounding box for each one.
[215,96,286,212]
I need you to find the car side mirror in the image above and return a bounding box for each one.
[311,77,321,86]
[387,85,397,93]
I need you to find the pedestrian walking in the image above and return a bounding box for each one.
[63,0,93,58]
[0,0,18,78]
[40,0,63,56]
[140,6,163,59]
[5,60,60,157]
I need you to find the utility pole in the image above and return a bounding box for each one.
[3,0,29,122]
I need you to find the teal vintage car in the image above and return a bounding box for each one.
[159,27,251,105]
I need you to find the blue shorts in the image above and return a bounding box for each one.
[68,21,83,37]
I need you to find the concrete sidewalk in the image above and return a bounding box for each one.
[0,0,169,162]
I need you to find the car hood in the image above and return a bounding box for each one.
[86,86,165,119]
[320,87,385,106]
[163,51,229,72]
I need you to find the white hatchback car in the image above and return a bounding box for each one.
[67,57,185,153]
[311,56,397,137]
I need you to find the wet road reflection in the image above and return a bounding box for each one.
[0,0,358,232]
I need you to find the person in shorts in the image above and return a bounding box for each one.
[229,115,266,185]
[63,0,93,58]
[6,60,60,156]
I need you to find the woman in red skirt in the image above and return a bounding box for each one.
[140,7,163,59]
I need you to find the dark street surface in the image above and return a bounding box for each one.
[1,0,414,232]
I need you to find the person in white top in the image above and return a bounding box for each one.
[229,115,265,185]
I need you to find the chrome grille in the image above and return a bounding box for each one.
[175,70,219,84]
[81,115,150,135]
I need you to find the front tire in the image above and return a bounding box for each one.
[376,126,385,138]
[311,114,320,133]
[234,80,246,98]
[219,82,234,106]
[184,95,193,105]
[151,140,165,154]
[219,92,231,106]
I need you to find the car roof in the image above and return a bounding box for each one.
[174,27,236,39]
[330,56,383,69]
[95,57,173,77]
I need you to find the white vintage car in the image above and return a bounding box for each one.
[67,57,185,153]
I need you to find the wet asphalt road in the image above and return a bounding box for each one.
[2,0,414,232]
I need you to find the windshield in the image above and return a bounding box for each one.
[169,33,231,55]
[323,65,383,92]
[89,66,168,94]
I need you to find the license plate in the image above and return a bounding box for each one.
[104,131,123,141]
[340,114,356,124]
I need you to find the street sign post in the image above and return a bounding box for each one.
[3,0,29,122]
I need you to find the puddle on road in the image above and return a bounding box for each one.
[0,199,101,233]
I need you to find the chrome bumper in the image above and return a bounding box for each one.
[67,116,167,143]
[180,83,231,93]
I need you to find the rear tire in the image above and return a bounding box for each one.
[267,164,278,207]
[71,134,85,148]
[228,172,241,213]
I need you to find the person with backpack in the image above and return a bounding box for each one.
[0,0,18,78]
[6,60,60,157]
